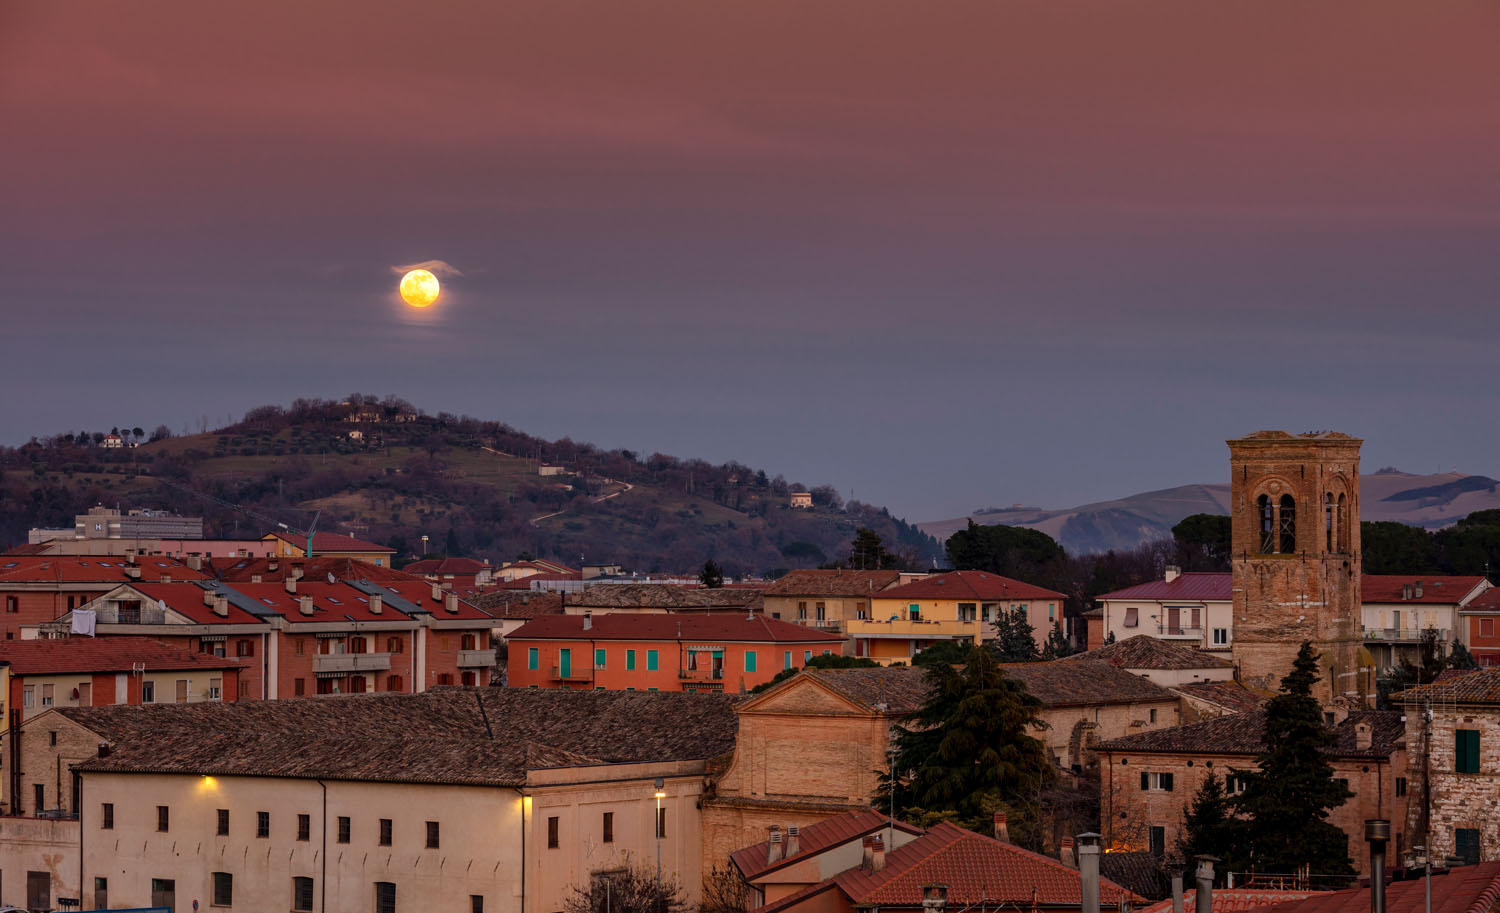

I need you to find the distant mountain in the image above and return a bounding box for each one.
[921,470,1500,555]
[0,397,939,575]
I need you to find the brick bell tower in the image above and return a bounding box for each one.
[1228,431,1372,707]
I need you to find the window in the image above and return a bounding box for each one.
[908,602,920,620]
[295,678,306,696]
[626,650,636,671]
[212,872,232,907]
[22,686,33,708]
[1213,628,1229,646]
[208,678,222,700]
[602,812,614,843]
[239,680,249,699]
[375,881,396,913]
[803,650,812,663]
[49,730,57,746]
[4,595,15,612]
[1279,494,1297,554]
[142,681,155,703]
[1225,775,1247,794]
[1258,494,1274,553]
[547,816,559,848]
[157,805,170,832]
[471,897,484,913]
[295,637,306,656]
[257,811,270,838]
[1484,619,1495,639]
[337,816,351,843]
[1457,828,1482,866]
[647,650,659,671]
[784,651,792,670]
[798,600,807,619]
[94,877,108,910]
[527,647,538,671]
[595,648,606,669]
[217,809,230,835]
[1457,729,1482,773]
[1149,826,1166,857]
[1326,492,1335,552]
[745,651,757,673]
[175,679,188,702]
[101,803,114,829]
[815,602,826,621]
[1049,603,1056,621]
[1140,772,1174,791]
[35,783,45,811]
[1396,777,1407,797]
[1123,607,1139,628]
[426,821,440,848]
[387,674,404,692]
[379,818,392,846]
[42,683,54,707]
[292,877,314,913]
[298,814,311,841]
[657,806,667,839]
[387,637,403,654]
[236,639,254,658]
[1149,709,1158,723]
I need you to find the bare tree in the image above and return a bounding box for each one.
[700,864,753,913]
[561,859,688,913]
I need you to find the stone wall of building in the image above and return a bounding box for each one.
[1406,705,1500,864]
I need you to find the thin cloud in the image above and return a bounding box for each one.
[392,260,463,278]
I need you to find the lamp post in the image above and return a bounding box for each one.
[421,535,429,556]
[654,778,666,903]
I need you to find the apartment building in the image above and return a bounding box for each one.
[857,570,1066,664]
[261,531,396,566]
[1362,575,1490,670]
[761,569,903,636]
[0,554,211,640]
[505,613,843,692]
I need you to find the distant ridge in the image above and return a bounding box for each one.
[921,471,1500,555]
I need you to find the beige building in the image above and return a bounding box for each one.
[857,570,1067,664]
[1087,569,1234,652]
[0,689,737,913]
[761,570,903,637]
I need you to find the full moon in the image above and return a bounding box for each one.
[399,269,440,308]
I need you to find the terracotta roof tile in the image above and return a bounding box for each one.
[125,582,269,625]
[267,531,394,554]
[568,583,763,611]
[0,556,210,583]
[1252,862,1500,913]
[0,637,245,675]
[805,667,932,715]
[469,590,566,619]
[214,556,418,584]
[1097,573,1234,602]
[1172,680,1269,715]
[1393,665,1500,703]
[1362,575,1488,605]
[803,661,1175,714]
[1098,710,1404,759]
[1062,636,1234,670]
[402,558,492,576]
[762,570,904,597]
[877,570,1066,602]
[1137,888,1325,913]
[1100,852,1171,902]
[508,613,842,643]
[731,809,922,880]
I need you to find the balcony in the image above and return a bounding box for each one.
[1157,624,1205,640]
[457,649,497,668]
[845,618,979,641]
[312,652,393,674]
[1364,628,1450,644]
[679,666,725,682]
[95,605,167,625]
[549,665,593,683]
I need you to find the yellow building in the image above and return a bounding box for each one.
[263,531,396,567]
[760,569,904,637]
[856,570,1066,664]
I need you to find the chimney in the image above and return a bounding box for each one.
[268,560,279,573]
[1367,820,1390,913]
[1164,566,1181,584]
[921,884,948,913]
[861,834,875,870]
[1414,581,1424,599]
[124,549,137,565]
[291,566,305,581]
[1060,836,1076,868]
[994,811,1009,843]
[159,574,172,583]
[125,566,141,580]
[1195,856,1216,913]
[186,556,203,571]
[1356,720,1373,750]
[203,589,217,607]
[250,574,262,584]
[583,611,593,631]
[445,593,459,614]
[285,577,297,595]
[1402,584,1412,601]
[869,834,886,872]
[1079,834,1101,913]
[432,583,443,603]
[767,826,784,864]
[299,595,314,616]
[1170,866,1184,913]
[213,596,228,618]
[369,594,382,615]
[786,825,800,857]
[97,741,111,758]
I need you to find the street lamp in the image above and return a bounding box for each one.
[421,535,429,556]
[654,777,666,901]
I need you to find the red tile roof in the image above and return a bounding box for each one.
[1393,665,1500,704]
[1362,575,1488,605]
[213,556,418,584]
[0,556,210,584]
[731,810,922,880]
[403,558,492,576]
[227,581,489,624]
[876,570,1065,602]
[371,581,494,621]
[1462,588,1500,613]
[0,637,245,675]
[1138,888,1324,913]
[765,821,1141,910]
[1253,861,1500,913]
[762,570,904,597]
[507,613,844,643]
[1096,573,1233,602]
[1062,635,1235,670]
[266,531,395,554]
[126,582,269,625]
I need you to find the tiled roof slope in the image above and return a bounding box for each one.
[0,556,210,583]
[1363,575,1488,604]
[0,637,246,674]
[468,590,566,619]
[267,531,394,554]
[876,570,1066,602]
[569,583,762,610]
[762,570,903,597]
[128,582,269,625]
[213,556,418,584]
[508,613,841,643]
[402,558,492,575]
[68,688,739,786]
[1061,635,1234,670]
[1098,710,1403,759]
[730,809,922,880]
[834,822,1140,907]
[1172,680,1268,715]
[1461,587,1500,613]
[1096,573,1233,602]
[1393,665,1500,704]
[806,668,931,715]
[804,660,1174,714]
[1138,888,1323,913]
[1100,851,1171,902]
[1252,861,1500,913]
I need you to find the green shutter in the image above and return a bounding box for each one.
[1458,729,1482,774]
[784,651,792,670]
[745,651,757,673]
[647,650,659,671]
[527,647,538,671]
[626,650,636,671]
[595,648,606,669]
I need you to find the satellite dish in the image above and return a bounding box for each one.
[327,572,336,584]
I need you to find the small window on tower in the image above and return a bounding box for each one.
[1279,494,1297,554]
[1258,494,1275,554]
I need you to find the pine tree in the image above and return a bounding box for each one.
[698,559,724,588]
[1450,640,1479,670]
[1232,642,1355,878]
[990,608,1039,662]
[878,646,1053,846]
[1178,772,1240,865]
[1040,623,1075,659]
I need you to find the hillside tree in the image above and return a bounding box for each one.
[990,608,1039,662]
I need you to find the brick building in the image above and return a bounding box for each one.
[1459,587,1500,667]
[506,613,842,692]
[0,555,211,641]
[1097,709,1406,873]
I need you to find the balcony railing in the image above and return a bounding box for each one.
[549,665,593,682]
[312,653,393,674]
[457,649,497,668]
[845,618,979,640]
[95,605,167,625]
[1157,624,1204,639]
[679,667,725,681]
[1364,628,1450,644]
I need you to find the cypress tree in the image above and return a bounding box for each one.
[1178,772,1241,866]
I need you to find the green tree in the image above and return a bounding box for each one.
[990,608,1039,662]
[1178,772,1240,864]
[699,559,725,588]
[1231,642,1355,878]
[1435,511,1500,578]
[1040,623,1075,660]
[1172,514,1231,572]
[749,653,878,693]
[849,527,902,570]
[1451,640,1480,670]
[1361,521,1437,574]
[879,646,1053,846]
[946,521,1065,583]
[912,640,970,668]
[443,527,464,557]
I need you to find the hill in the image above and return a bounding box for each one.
[0,396,938,575]
[921,469,1500,555]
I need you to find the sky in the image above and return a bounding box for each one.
[3,0,1498,522]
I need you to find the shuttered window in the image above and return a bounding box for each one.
[1457,729,1482,774]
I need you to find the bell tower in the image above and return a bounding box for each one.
[1228,431,1370,707]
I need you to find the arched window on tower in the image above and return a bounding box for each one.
[1258,494,1275,554]
[1325,493,1335,552]
[1279,495,1297,554]
[1337,493,1348,553]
